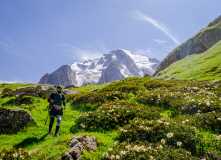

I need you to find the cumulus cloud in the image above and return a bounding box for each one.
[130,10,180,45]
[57,42,109,62]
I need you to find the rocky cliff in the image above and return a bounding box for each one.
[39,65,77,86]
[154,15,221,76]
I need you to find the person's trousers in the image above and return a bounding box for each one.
[49,116,62,133]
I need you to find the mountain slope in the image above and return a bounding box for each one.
[154,15,221,76]
[39,65,77,86]
[71,49,160,86]
[155,40,221,81]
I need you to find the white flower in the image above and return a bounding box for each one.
[13,152,18,157]
[167,133,173,138]
[177,142,182,147]
[110,154,115,160]
[218,118,221,121]
[150,156,154,160]
[185,119,189,122]
[161,139,165,144]
[159,145,163,149]
[114,141,118,145]
[116,155,120,159]
[182,121,185,124]
[28,151,32,155]
[108,148,113,152]
[102,152,109,158]
[120,151,127,155]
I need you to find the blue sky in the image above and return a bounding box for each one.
[0,0,220,84]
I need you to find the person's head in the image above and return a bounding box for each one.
[57,85,62,93]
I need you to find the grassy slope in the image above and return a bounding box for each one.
[156,40,221,81]
[0,79,220,159]
[0,84,117,159]
[0,83,37,91]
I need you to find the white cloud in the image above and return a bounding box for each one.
[152,39,167,44]
[57,42,109,62]
[0,79,23,84]
[130,10,180,45]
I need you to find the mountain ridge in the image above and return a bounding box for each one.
[39,49,160,86]
[154,15,221,77]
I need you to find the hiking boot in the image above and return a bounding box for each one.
[48,131,51,135]
[54,133,60,137]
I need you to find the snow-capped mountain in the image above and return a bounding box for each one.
[71,49,160,86]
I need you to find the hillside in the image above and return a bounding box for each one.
[0,78,220,159]
[154,15,221,76]
[155,40,221,81]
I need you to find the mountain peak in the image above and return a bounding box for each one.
[71,49,160,86]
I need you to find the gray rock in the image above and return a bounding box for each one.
[14,86,37,97]
[65,135,97,160]
[17,93,38,99]
[63,89,81,96]
[0,90,2,94]
[0,108,36,134]
[65,85,78,89]
[2,88,14,94]
[36,85,56,99]
[39,65,77,86]
[90,88,98,92]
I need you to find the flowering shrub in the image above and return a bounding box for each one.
[0,148,32,159]
[66,91,129,106]
[190,111,221,133]
[117,118,204,155]
[136,80,221,115]
[101,142,199,160]
[71,100,163,132]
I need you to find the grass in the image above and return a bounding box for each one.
[0,78,220,159]
[156,40,221,81]
[0,83,37,91]
[71,83,109,92]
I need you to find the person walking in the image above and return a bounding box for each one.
[48,85,66,136]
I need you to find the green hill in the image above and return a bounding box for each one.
[0,78,220,159]
[155,40,221,81]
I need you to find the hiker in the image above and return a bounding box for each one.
[48,85,66,136]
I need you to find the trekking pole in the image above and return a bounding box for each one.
[45,103,52,125]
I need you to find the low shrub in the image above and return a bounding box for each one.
[71,100,163,132]
[2,96,35,106]
[101,142,199,160]
[117,118,204,155]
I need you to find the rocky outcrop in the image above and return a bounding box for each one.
[63,89,81,96]
[154,15,221,76]
[13,85,78,99]
[2,88,14,94]
[64,135,97,160]
[0,108,36,134]
[14,86,38,98]
[39,65,77,86]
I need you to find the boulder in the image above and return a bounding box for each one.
[14,86,37,97]
[2,88,14,94]
[63,89,81,96]
[36,85,56,99]
[64,135,97,160]
[64,85,78,89]
[90,88,98,92]
[0,107,36,134]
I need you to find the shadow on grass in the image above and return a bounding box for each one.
[13,133,48,149]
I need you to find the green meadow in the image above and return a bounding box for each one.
[156,40,221,81]
[0,78,220,159]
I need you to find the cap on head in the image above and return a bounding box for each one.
[57,85,63,89]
